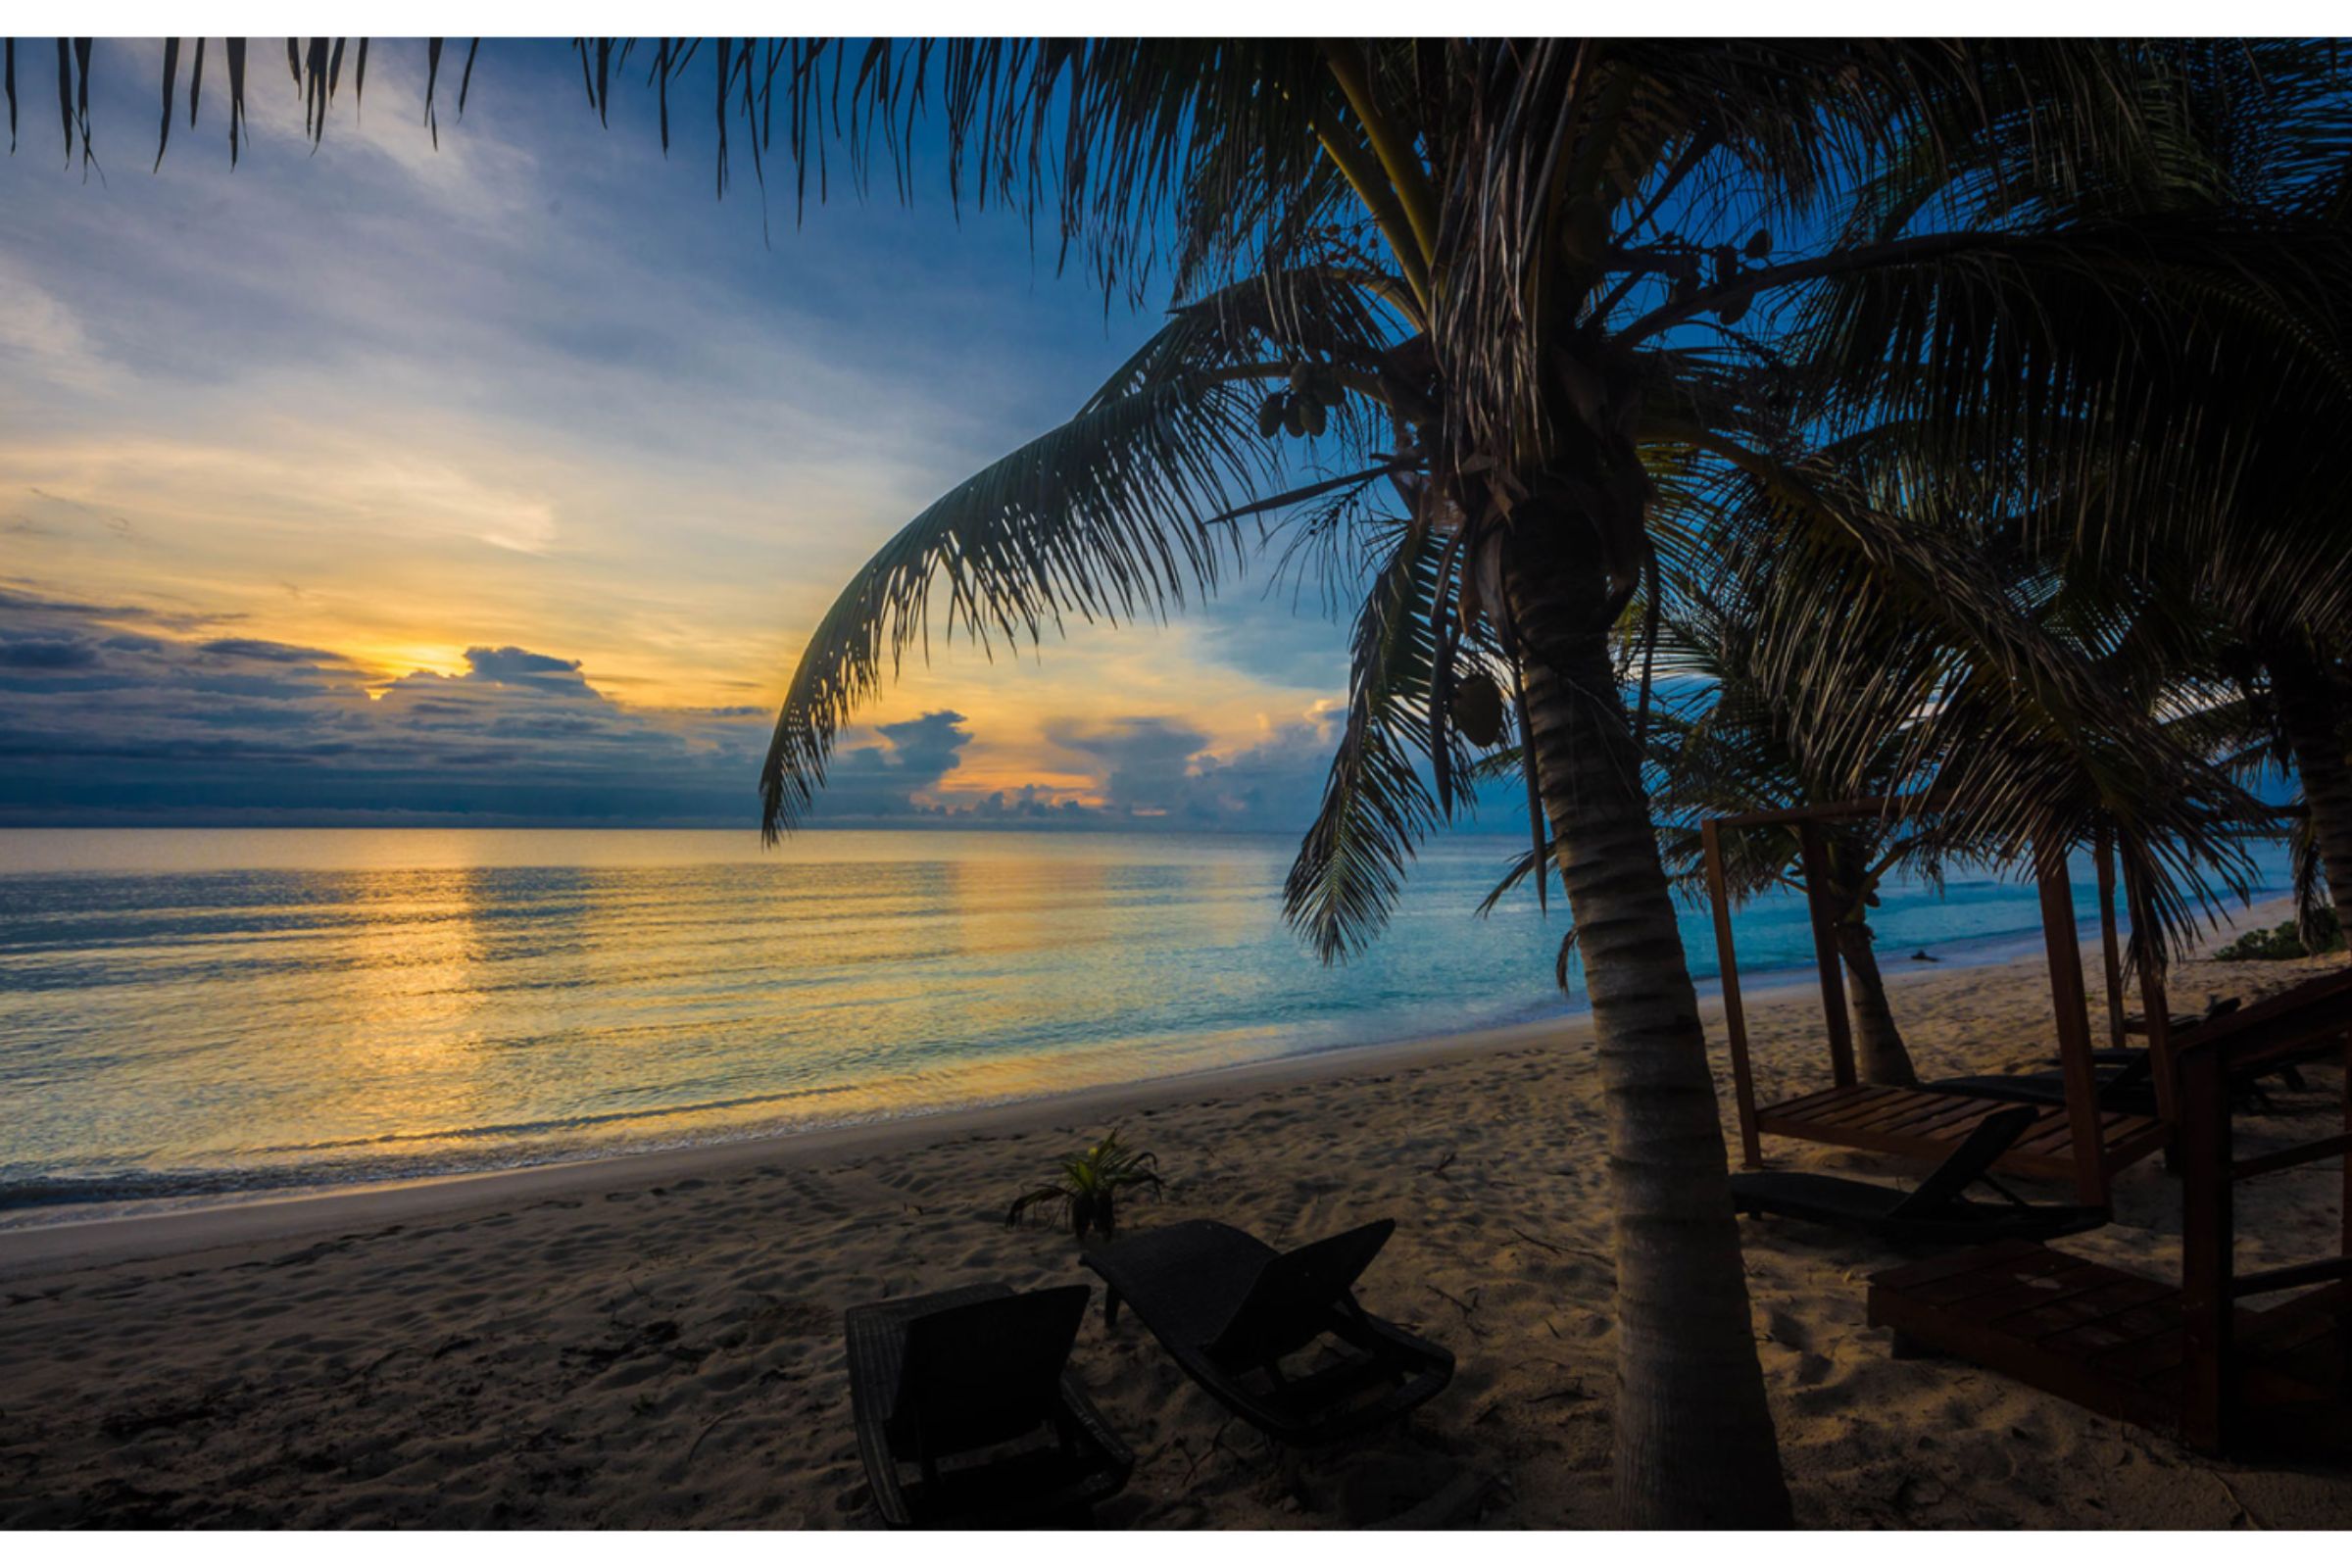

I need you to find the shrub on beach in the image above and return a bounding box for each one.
[2216,910,2344,961]
[1005,1128,1163,1242]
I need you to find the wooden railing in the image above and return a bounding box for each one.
[2172,968,2352,1452]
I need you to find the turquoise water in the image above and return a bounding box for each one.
[0,828,2291,1221]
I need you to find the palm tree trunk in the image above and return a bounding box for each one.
[2271,642,2352,916]
[1507,543,1792,1529]
[1834,917,1917,1087]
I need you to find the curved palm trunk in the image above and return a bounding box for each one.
[2270,643,2352,917]
[1507,543,1792,1529]
[1833,917,1917,1087]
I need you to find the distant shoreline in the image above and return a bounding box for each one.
[0,893,2295,1280]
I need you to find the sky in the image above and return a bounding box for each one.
[0,39,1412,832]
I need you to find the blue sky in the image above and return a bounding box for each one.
[0,39,1405,831]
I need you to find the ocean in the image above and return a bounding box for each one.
[0,827,2292,1223]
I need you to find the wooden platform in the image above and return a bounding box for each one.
[1754,1085,2171,1182]
[1869,1241,2350,1451]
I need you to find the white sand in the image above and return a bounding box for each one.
[0,905,2344,1528]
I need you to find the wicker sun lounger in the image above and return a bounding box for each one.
[1730,1104,2109,1244]
[1080,1217,1453,1446]
[844,1282,1133,1528]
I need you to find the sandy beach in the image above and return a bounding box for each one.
[1,909,2345,1529]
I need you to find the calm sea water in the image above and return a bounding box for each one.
[0,828,2291,1222]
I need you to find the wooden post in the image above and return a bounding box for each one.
[2340,1030,2350,1396]
[2094,825,2127,1053]
[2177,1044,2234,1454]
[2124,858,2180,1126]
[2034,840,2111,1208]
[1797,822,1857,1090]
[1703,821,1762,1167]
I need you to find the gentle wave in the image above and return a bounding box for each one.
[0,827,2290,1224]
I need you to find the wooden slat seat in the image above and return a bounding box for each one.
[1754,1085,2170,1181]
[1870,1244,2351,1450]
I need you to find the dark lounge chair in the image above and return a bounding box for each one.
[1929,998,2290,1113]
[1730,1105,2109,1244]
[2120,994,2242,1039]
[1081,1217,1453,1446]
[845,1282,1133,1529]
[1925,1052,2161,1114]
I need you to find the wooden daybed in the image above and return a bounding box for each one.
[1704,801,2178,1206]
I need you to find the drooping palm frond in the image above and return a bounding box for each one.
[1788,217,2352,576]
[760,243,1425,841]
[1283,516,1475,961]
[760,368,1272,839]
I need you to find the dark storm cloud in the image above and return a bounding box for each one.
[1044,716,1214,816]
[198,637,350,664]
[461,646,597,697]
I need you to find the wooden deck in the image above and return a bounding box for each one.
[1869,1241,2350,1451]
[1754,1085,2172,1182]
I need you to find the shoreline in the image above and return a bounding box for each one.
[0,892,2296,1282]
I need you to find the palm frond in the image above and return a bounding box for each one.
[760,367,1271,838]
[1284,517,1468,960]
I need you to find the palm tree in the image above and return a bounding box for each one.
[27,37,2344,1525]
[1776,40,2352,923]
[739,44,2313,1526]
[1642,578,1933,1088]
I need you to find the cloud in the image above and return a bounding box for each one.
[0,637,100,670]
[0,580,1543,836]
[455,645,597,696]
[1044,715,1213,816]
[198,637,349,664]
[0,256,112,394]
[0,588,771,826]
[809,710,978,820]
[1031,710,1349,830]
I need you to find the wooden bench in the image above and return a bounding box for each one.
[1869,1243,2348,1450]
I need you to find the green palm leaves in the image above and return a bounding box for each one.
[758,263,1407,839]
[759,368,1266,839]
[1005,1128,1163,1242]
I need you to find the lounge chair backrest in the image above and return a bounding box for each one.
[888,1284,1089,1458]
[1893,1106,2039,1216]
[1204,1219,1395,1367]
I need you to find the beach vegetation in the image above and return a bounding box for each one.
[2215,910,2345,963]
[1005,1128,1165,1242]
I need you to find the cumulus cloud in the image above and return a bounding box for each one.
[1044,716,1214,817]
[1033,710,1348,830]
[811,710,977,820]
